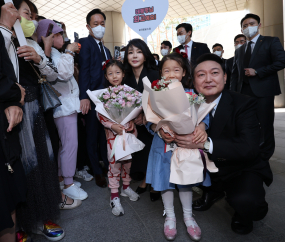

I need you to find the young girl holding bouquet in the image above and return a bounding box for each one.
[145,53,211,241]
[98,60,140,217]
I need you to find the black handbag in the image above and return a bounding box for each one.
[29,62,62,111]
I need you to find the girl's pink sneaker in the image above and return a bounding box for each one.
[164,217,177,241]
[184,217,201,241]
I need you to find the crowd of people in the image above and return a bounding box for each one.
[1,0,285,241]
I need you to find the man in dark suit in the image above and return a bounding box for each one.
[212,43,226,61]
[173,23,210,66]
[212,43,228,83]
[152,53,160,69]
[79,9,112,188]
[173,54,272,234]
[160,40,172,57]
[224,34,246,89]
[231,13,285,163]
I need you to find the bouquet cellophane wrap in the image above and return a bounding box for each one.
[142,77,218,185]
[87,85,145,162]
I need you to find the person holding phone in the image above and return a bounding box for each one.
[37,19,88,203]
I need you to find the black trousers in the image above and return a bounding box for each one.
[241,83,275,161]
[211,171,268,224]
[84,104,108,175]
[76,113,92,171]
[43,109,59,164]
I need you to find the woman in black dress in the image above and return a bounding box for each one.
[0,29,27,242]
[124,39,160,201]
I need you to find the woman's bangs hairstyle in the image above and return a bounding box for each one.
[123,39,157,73]
[160,53,192,89]
[104,59,125,87]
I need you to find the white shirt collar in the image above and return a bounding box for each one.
[211,93,222,116]
[247,34,260,44]
[183,39,193,48]
[94,38,101,44]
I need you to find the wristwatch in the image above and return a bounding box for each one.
[65,49,75,56]
[203,138,210,153]
[255,70,258,75]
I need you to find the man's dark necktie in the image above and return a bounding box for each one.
[99,41,106,61]
[208,110,214,136]
[243,41,252,83]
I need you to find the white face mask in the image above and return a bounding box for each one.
[90,25,105,39]
[242,25,259,38]
[161,49,169,56]
[32,20,38,31]
[213,51,222,57]
[177,35,186,45]
[235,44,243,50]
[120,51,125,59]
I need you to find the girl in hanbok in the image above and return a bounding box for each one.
[145,53,211,241]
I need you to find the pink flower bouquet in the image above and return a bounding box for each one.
[98,85,142,123]
[87,85,145,162]
[142,77,218,185]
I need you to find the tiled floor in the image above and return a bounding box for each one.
[33,110,285,242]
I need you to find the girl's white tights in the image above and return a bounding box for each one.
[179,187,195,227]
[161,187,193,229]
[162,190,176,229]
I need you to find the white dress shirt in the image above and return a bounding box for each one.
[245,34,260,53]
[208,93,222,154]
[183,39,193,62]
[0,26,18,81]
[94,38,107,60]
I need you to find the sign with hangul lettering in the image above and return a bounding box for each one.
[122,0,169,43]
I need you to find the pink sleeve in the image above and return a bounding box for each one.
[97,113,115,130]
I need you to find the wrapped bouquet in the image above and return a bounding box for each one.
[87,85,145,162]
[142,77,218,185]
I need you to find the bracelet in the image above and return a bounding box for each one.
[65,49,75,56]
[0,23,12,31]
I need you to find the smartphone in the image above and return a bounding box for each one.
[74,32,79,42]
[114,46,120,59]
[45,23,54,37]
[53,20,62,28]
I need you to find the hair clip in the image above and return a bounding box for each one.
[175,48,188,59]
[102,59,111,70]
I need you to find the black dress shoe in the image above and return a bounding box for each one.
[150,191,161,202]
[95,174,107,188]
[136,185,148,194]
[192,191,225,211]
[231,214,253,234]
